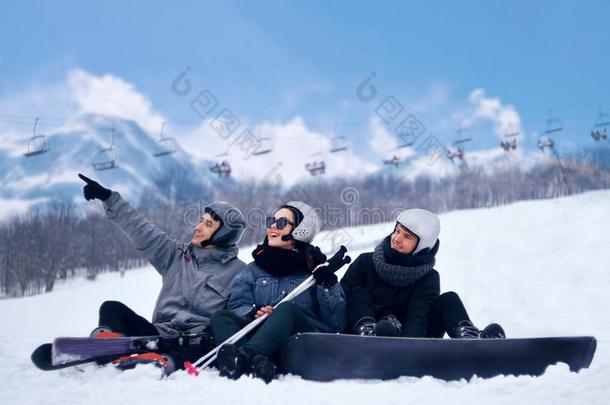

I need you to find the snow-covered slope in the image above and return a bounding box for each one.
[1,191,609,405]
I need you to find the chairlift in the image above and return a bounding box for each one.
[447,122,471,162]
[396,141,414,149]
[209,160,232,177]
[591,106,610,141]
[23,117,50,157]
[329,136,348,153]
[501,123,519,152]
[92,128,118,171]
[153,122,177,157]
[252,129,274,156]
[305,161,326,176]
[537,137,555,152]
[500,139,517,151]
[544,110,563,134]
[447,137,471,163]
[383,155,402,168]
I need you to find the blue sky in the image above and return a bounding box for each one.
[1,0,609,154]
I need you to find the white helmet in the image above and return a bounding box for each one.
[396,209,440,254]
[284,201,321,244]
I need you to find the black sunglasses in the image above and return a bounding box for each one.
[265,216,294,230]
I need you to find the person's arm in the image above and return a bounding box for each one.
[226,266,257,319]
[339,254,368,292]
[311,246,351,332]
[401,271,440,337]
[102,192,180,276]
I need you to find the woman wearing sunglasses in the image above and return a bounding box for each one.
[209,202,347,383]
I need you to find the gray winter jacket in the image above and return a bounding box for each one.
[103,192,247,335]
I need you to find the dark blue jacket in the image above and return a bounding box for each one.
[227,262,347,333]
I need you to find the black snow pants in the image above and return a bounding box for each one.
[97,300,214,368]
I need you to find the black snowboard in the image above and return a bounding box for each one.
[278,333,597,381]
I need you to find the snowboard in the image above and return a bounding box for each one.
[278,333,597,382]
[31,335,181,371]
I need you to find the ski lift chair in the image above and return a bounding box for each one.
[537,137,554,152]
[305,161,326,176]
[153,122,178,157]
[92,129,118,171]
[329,136,348,153]
[383,156,402,168]
[252,137,273,156]
[210,161,231,177]
[23,117,50,157]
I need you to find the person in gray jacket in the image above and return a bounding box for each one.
[78,173,247,374]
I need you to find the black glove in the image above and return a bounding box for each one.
[312,245,351,288]
[78,173,112,201]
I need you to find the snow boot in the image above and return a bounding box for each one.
[250,354,276,383]
[90,326,123,339]
[354,317,377,336]
[112,352,176,376]
[479,323,506,339]
[216,344,252,380]
[375,315,402,337]
[448,320,481,339]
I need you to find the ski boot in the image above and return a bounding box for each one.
[479,323,506,339]
[449,320,506,339]
[250,354,277,383]
[354,317,377,336]
[89,326,123,339]
[215,344,253,380]
[375,315,402,337]
[112,352,176,376]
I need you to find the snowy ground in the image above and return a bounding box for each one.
[2,190,609,405]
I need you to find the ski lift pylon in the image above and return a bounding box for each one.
[92,128,118,171]
[153,122,178,157]
[23,117,50,157]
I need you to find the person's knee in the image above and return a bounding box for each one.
[99,300,124,316]
[272,301,300,317]
[438,291,461,306]
[210,309,234,324]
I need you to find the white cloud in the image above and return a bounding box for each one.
[66,69,164,133]
[464,88,523,140]
[0,68,166,139]
[368,116,398,155]
[0,68,377,187]
[181,116,376,187]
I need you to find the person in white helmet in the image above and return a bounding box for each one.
[341,208,504,339]
[209,202,350,383]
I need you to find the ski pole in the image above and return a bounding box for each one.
[183,275,316,376]
[184,246,350,376]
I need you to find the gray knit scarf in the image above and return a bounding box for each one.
[372,238,436,287]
